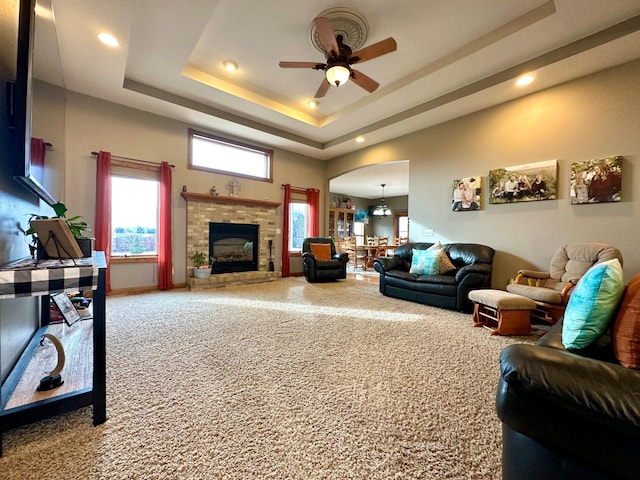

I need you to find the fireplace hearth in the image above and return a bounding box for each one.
[209,223,259,274]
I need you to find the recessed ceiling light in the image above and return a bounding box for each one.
[307,100,318,109]
[223,60,239,72]
[98,32,119,47]
[355,136,365,143]
[516,74,534,86]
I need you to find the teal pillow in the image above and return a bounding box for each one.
[409,248,442,275]
[562,258,625,349]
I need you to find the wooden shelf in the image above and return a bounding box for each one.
[4,321,93,410]
[180,192,281,208]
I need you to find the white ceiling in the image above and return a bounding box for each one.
[33,0,640,199]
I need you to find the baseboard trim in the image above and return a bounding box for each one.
[109,283,187,296]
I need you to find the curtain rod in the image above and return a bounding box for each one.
[44,142,52,148]
[91,151,175,168]
[281,184,313,191]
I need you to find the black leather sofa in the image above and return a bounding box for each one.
[301,237,349,282]
[373,242,495,312]
[497,318,640,480]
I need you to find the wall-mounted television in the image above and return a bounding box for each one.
[11,0,56,205]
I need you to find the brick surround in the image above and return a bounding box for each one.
[181,192,281,289]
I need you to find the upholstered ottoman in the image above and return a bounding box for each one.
[469,289,536,335]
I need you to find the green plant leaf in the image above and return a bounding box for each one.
[52,202,67,218]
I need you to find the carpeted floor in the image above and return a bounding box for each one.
[0,277,543,479]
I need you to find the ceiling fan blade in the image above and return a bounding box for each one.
[314,79,331,98]
[351,69,380,93]
[279,61,323,69]
[351,37,397,63]
[314,17,339,57]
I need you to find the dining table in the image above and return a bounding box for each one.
[358,244,399,270]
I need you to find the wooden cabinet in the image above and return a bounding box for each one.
[329,207,355,237]
[0,253,107,456]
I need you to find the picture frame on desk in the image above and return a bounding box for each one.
[51,292,81,327]
[29,218,83,259]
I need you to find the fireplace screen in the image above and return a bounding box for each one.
[209,223,259,273]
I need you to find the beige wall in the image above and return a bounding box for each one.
[53,91,325,288]
[327,59,640,288]
[36,58,640,291]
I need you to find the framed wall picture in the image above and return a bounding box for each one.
[489,159,557,204]
[355,208,369,224]
[51,292,81,327]
[570,156,622,204]
[451,176,482,211]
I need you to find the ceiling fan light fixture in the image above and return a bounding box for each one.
[326,65,350,87]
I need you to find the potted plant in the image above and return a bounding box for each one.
[25,202,92,258]
[191,251,212,278]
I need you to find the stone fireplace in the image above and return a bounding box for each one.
[181,192,280,290]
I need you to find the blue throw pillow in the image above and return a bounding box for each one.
[409,248,442,276]
[562,258,625,350]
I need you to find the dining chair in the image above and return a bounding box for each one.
[376,236,389,257]
[345,236,366,271]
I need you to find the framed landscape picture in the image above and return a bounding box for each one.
[489,159,557,204]
[570,156,622,204]
[451,176,482,211]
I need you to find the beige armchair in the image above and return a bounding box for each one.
[506,242,623,323]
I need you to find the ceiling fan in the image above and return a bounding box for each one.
[279,16,397,98]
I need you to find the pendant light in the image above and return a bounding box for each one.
[372,184,392,216]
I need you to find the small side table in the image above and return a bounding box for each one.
[469,289,536,335]
[0,253,107,456]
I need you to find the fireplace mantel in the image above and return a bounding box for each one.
[181,192,281,208]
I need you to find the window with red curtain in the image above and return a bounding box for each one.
[282,185,321,277]
[158,161,173,289]
[281,184,291,276]
[96,154,174,291]
[306,188,320,237]
[94,151,112,293]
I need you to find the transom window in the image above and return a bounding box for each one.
[188,128,273,182]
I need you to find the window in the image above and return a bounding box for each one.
[398,216,409,238]
[289,201,309,252]
[188,128,273,182]
[354,222,365,246]
[393,211,409,240]
[111,175,159,257]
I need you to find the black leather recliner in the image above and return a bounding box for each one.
[497,318,640,480]
[373,242,495,312]
[301,237,349,282]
